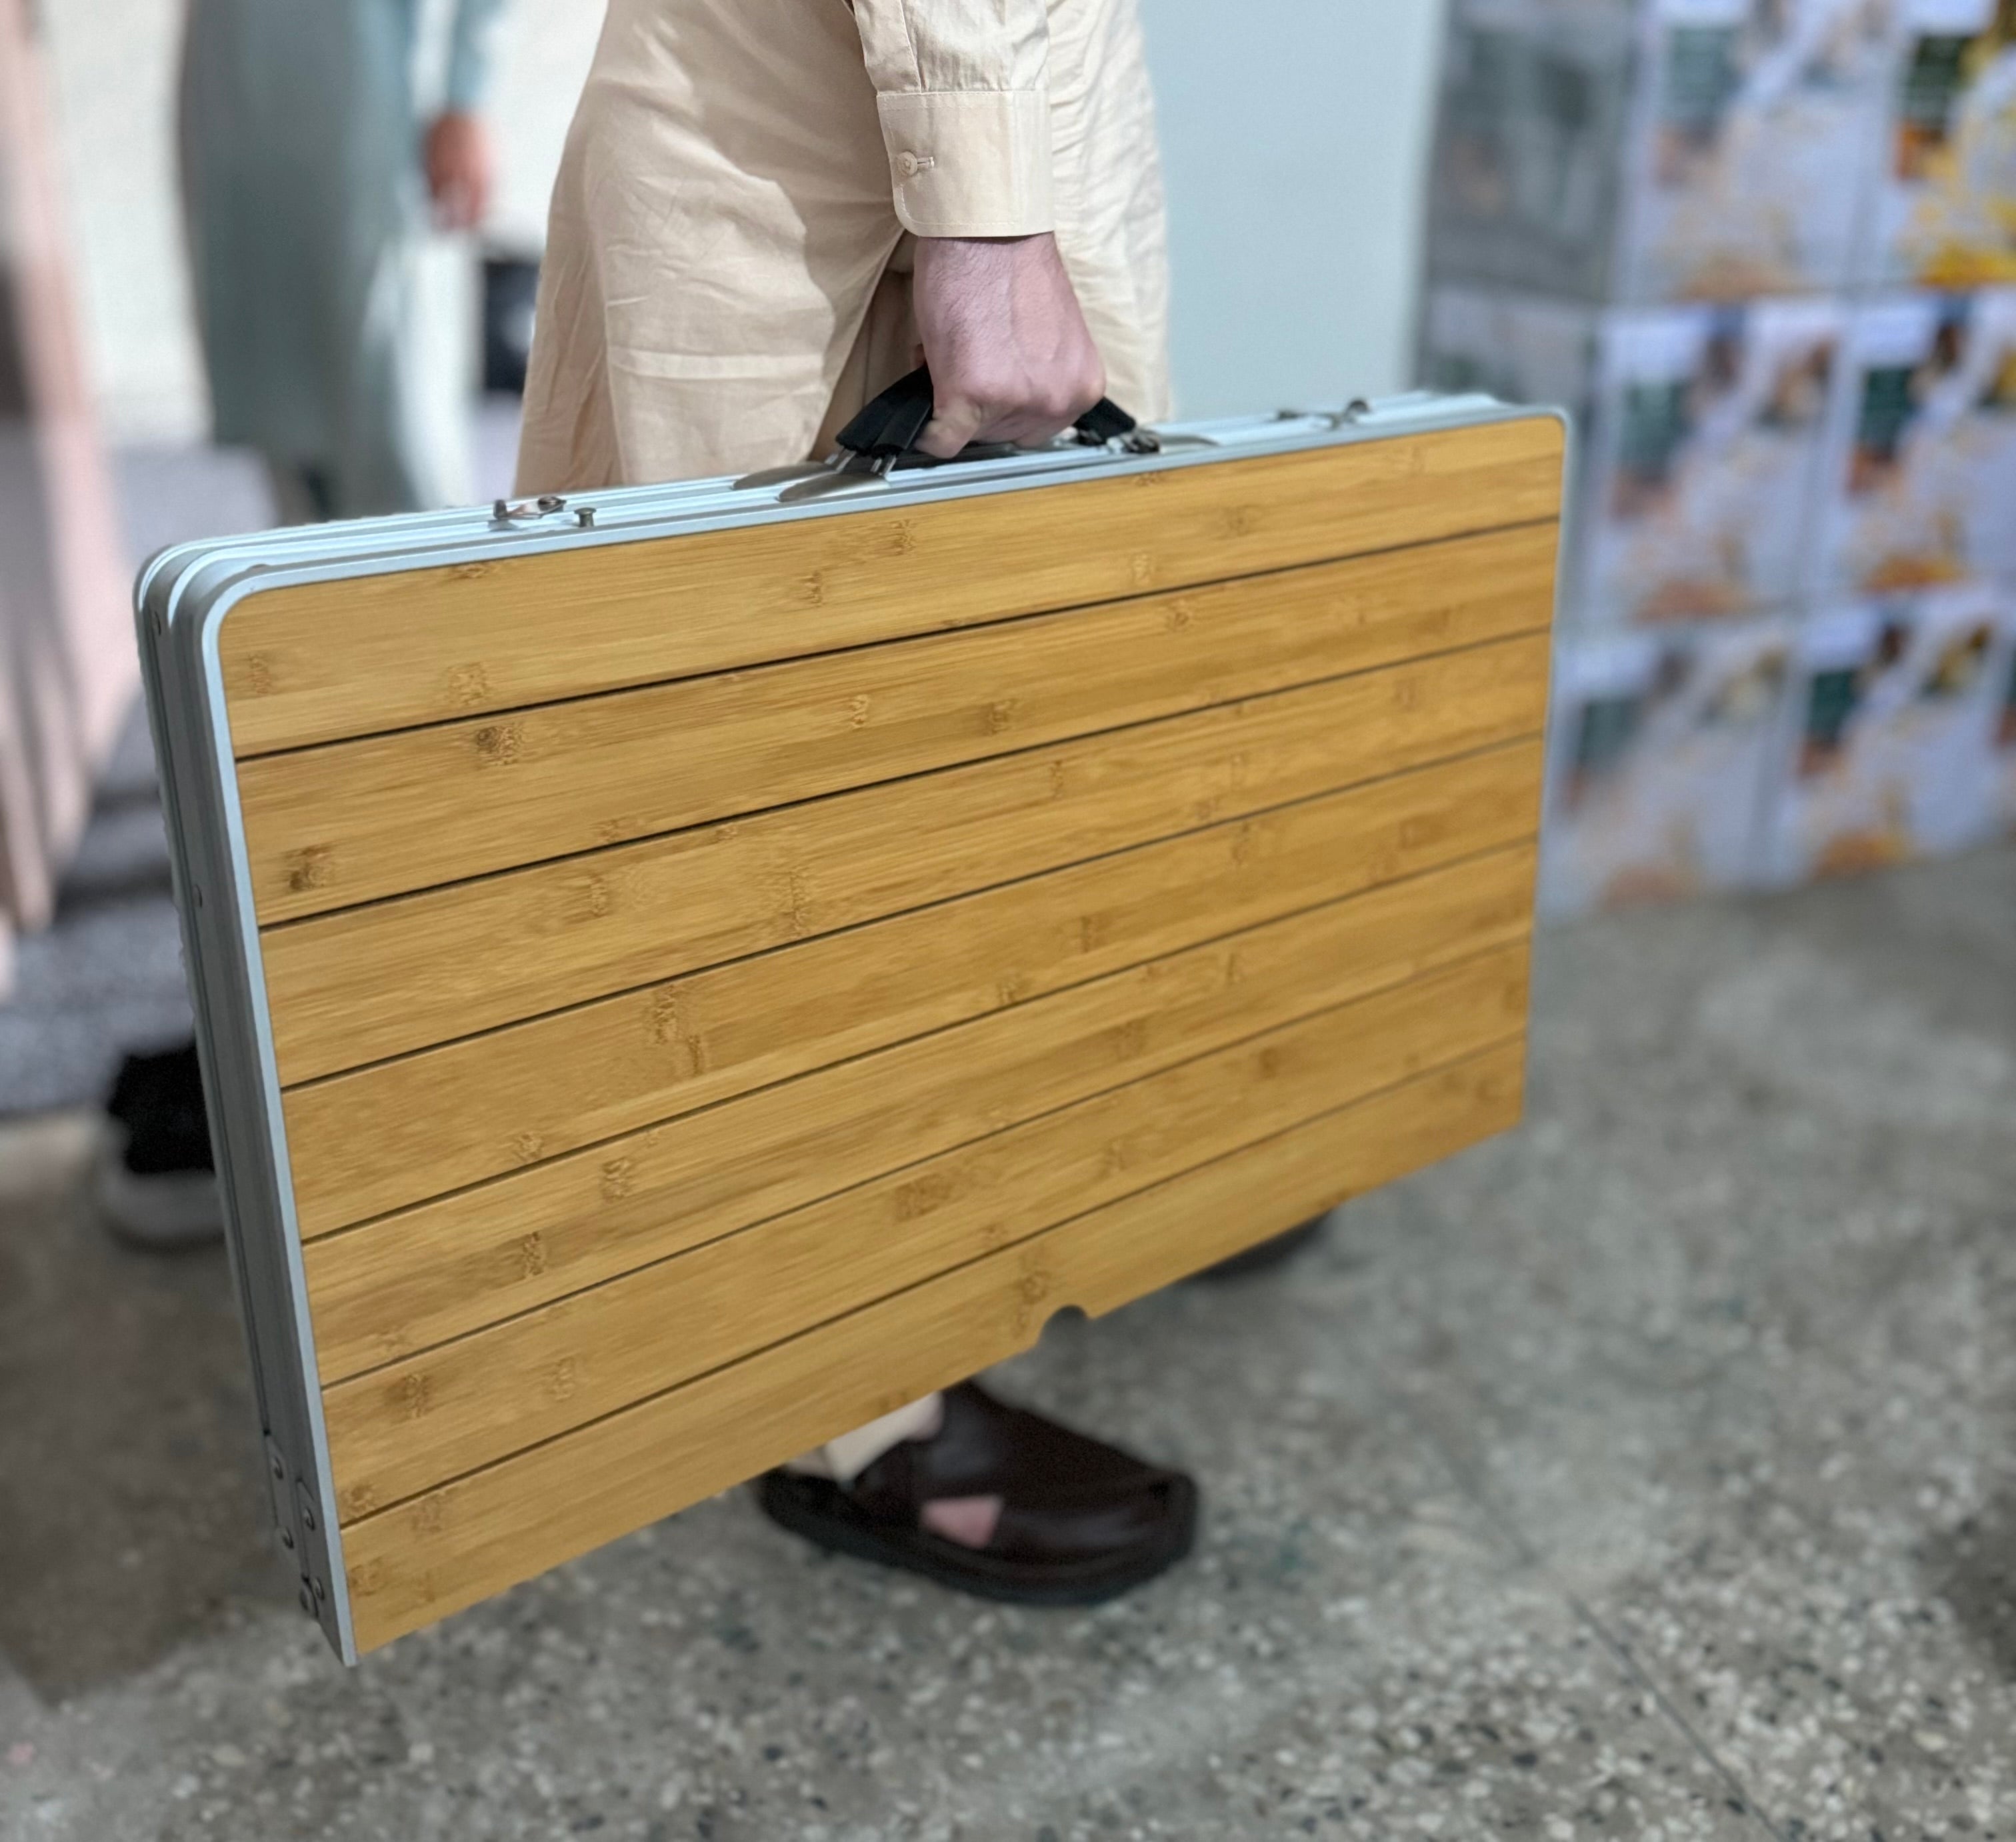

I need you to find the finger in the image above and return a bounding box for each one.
[982,403,1080,447]
[915,395,991,460]
[976,383,1103,450]
[441,176,485,233]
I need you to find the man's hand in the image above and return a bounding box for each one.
[424,111,495,233]
[911,234,1105,459]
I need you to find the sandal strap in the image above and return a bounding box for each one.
[848,1383,1177,1527]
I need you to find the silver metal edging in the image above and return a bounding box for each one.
[131,604,307,1622]
[133,587,353,1658]
[153,439,1120,604]
[163,399,1546,613]
[172,401,1481,601]
[190,613,358,1661]
[139,395,1524,621]
[135,407,1249,603]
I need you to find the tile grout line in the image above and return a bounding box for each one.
[1373,1373,1793,1842]
[1555,1591,1792,1842]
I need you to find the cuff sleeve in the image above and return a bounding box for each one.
[877,89,1055,238]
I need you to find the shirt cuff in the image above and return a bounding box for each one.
[877,90,1056,239]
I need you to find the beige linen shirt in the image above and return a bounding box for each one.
[515,0,1170,494]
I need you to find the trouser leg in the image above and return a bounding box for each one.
[785,1393,945,1485]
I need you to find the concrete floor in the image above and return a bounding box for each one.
[1,849,2013,1842]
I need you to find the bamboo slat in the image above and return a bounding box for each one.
[219,421,1563,756]
[339,1042,1527,1651]
[282,740,1544,1235]
[262,633,1551,1083]
[237,525,1557,921]
[301,850,1535,1378]
[322,949,1530,1519]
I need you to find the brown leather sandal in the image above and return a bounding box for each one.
[757,1383,1197,1606]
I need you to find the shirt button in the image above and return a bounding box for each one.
[896,151,922,179]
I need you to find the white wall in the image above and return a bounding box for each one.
[37,0,201,442]
[38,0,1443,443]
[1142,0,1445,417]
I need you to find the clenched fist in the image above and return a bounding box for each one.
[911,233,1106,459]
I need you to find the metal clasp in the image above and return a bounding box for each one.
[1073,426,1163,457]
[775,449,901,505]
[1278,401,1373,431]
[491,494,600,531]
[491,494,563,527]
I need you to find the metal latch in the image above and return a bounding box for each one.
[775,447,922,505]
[1279,401,1373,430]
[1071,425,1163,457]
[491,495,599,531]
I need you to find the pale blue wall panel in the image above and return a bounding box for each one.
[1141,0,1445,416]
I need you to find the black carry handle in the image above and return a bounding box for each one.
[835,363,1144,462]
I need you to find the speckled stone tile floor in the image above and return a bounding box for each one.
[2,848,2013,1842]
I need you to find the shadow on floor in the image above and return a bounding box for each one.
[1920,1493,2016,1687]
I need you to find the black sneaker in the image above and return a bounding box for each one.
[96,1041,224,1249]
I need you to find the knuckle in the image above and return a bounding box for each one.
[933,389,979,421]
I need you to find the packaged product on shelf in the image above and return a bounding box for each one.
[1587,297,1841,623]
[1539,621,1793,917]
[1428,0,1638,299]
[1864,0,2016,287]
[1428,0,1893,302]
[1634,0,1895,297]
[1814,289,2016,593]
[1422,288,1838,625]
[1759,583,2010,882]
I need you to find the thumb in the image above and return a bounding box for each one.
[916,392,989,461]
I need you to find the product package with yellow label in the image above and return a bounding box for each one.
[1425,287,1839,625]
[1758,581,2013,881]
[1863,0,2016,289]
[1429,0,1893,303]
[1814,289,2016,593]
[1539,621,1793,915]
